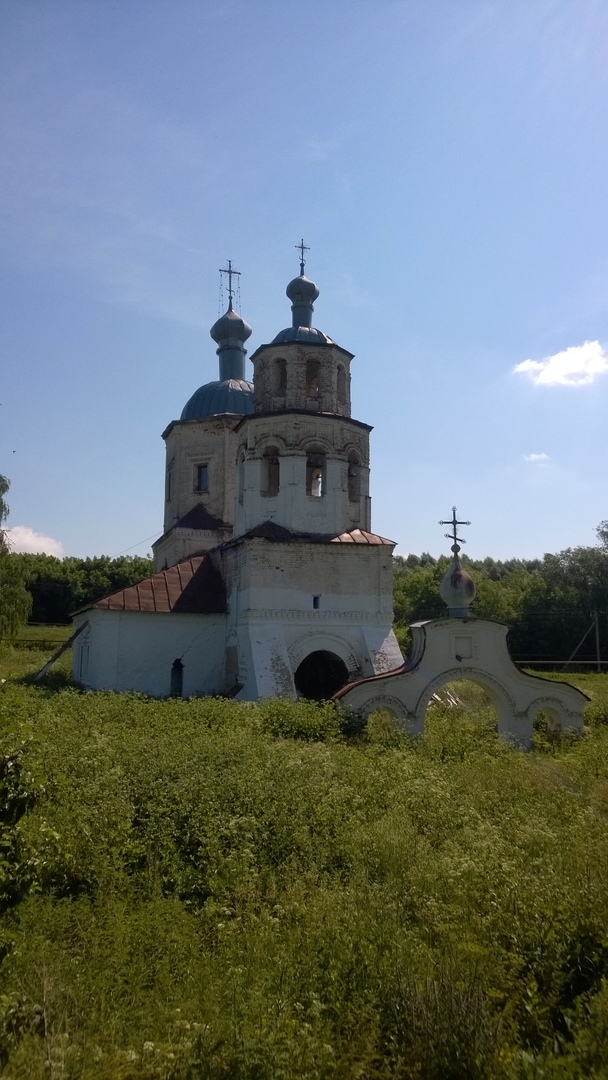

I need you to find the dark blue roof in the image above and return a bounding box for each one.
[181,378,254,420]
[271,326,335,345]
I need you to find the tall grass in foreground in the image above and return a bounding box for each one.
[2,653,608,1077]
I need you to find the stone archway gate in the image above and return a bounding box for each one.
[334,617,588,749]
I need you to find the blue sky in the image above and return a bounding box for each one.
[1,0,607,561]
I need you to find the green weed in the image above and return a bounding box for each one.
[2,676,608,1075]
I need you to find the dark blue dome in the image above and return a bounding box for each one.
[272,326,335,344]
[181,378,254,420]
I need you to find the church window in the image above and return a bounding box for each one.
[262,447,280,497]
[166,469,172,503]
[337,364,346,404]
[194,464,208,492]
[306,360,320,397]
[313,595,320,609]
[306,451,326,497]
[275,358,287,394]
[348,453,361,501]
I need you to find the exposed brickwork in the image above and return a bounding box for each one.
[252,342,353,417]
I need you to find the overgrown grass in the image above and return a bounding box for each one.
[0,643,73,684]
[11,625,72,654]
[2,652,608,1076]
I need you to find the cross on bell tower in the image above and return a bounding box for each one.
[295,238,309,275]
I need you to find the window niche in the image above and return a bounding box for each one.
[237,451,245,505]
[347,453,361,502]
[275,358,287,395]
[306,451,326,498]
[337,364,347,404]
[262,446,280,497]
[306,360,320,398]
[194,463,209,493]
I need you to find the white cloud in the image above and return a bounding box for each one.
[523,452,551,465]
[7,526,64,557]
[514,341,608,386]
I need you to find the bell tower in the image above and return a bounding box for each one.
[219,245,402,702]
[233,249,371,538]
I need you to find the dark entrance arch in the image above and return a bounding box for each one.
[294,650,348,700]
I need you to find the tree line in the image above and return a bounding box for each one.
[1,468,607,661]
[393,521,608,662]
[10,522,608,663]
[8,552,154,625]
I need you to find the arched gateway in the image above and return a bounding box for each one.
[335,618,587,748]
[336,510,588,749]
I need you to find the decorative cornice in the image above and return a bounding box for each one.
[235,608,388,623]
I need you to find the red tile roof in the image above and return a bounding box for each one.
[92,555,227,614]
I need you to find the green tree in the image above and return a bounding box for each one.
[0,476,32,642]
[11,552,154,623]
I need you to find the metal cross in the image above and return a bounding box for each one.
[296,238,309,275]
[219,259,241,307]
[439,506,471,552]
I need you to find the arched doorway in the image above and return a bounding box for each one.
[294,650,348,700]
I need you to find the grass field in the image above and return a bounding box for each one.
[2,648,608,1077]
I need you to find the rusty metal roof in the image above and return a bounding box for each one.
[153,502,231,549]
[331,529,395,546]
[92,555,227,615]
[173,503,229,531]
[230,522,396,547]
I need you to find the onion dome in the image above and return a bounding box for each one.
[180,300,254,420]
[439,546,476,618]
[272,271,335,345]
[210,304,252,350]
[286,273,319,307]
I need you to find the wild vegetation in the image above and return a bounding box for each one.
[0,477,32,644]
[2,644,608,1078]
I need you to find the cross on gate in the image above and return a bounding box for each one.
[439,506,471,553]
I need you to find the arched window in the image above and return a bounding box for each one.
[306,360,320,398]
[306,451,326,497]
[348,453,360,502]
[275,358,287,394]
[337,364,346,404]
[262,446,280,497]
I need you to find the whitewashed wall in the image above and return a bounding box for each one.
[221,540,402,699]
[73,609,227,698]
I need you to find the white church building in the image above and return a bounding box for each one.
[72,254,403,699]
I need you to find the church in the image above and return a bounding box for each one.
[72,251,403,699]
